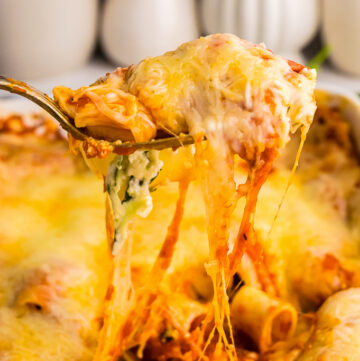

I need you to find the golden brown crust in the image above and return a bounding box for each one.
[0,111,85,180]
[0,112,65,140]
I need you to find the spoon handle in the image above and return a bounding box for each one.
[0,76,86,140]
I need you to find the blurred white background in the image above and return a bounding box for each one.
[0,0,360,96]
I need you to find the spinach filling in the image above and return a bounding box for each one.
[105,150,162,254]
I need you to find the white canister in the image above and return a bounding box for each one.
[101,0,199,66]
[0,0,98,80]
[322,0,360,76]
[200,0,319,62]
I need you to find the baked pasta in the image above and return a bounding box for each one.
[3,93,360,360]
[52,34,320,361]
[0,110,111,360]
[3,34,360,361]
[53,33,318,361]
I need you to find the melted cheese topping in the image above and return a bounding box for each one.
[53,34,317,360]
[296,288,360,361]
[54,34,316,159]
[0,172,111,360]
[2,137,360,360]
[4,95,360,361]
[125,34,316,157]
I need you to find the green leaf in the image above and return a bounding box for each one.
[307,45,332,71]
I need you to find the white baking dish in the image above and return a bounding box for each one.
[315,83,360,148]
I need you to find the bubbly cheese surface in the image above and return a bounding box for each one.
[296,288,360,361]
[125,34,316,154]
[54,34,316,160]
[0,170,111,360]
[1,148,360,360]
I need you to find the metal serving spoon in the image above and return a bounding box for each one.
[0,76,195,152]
